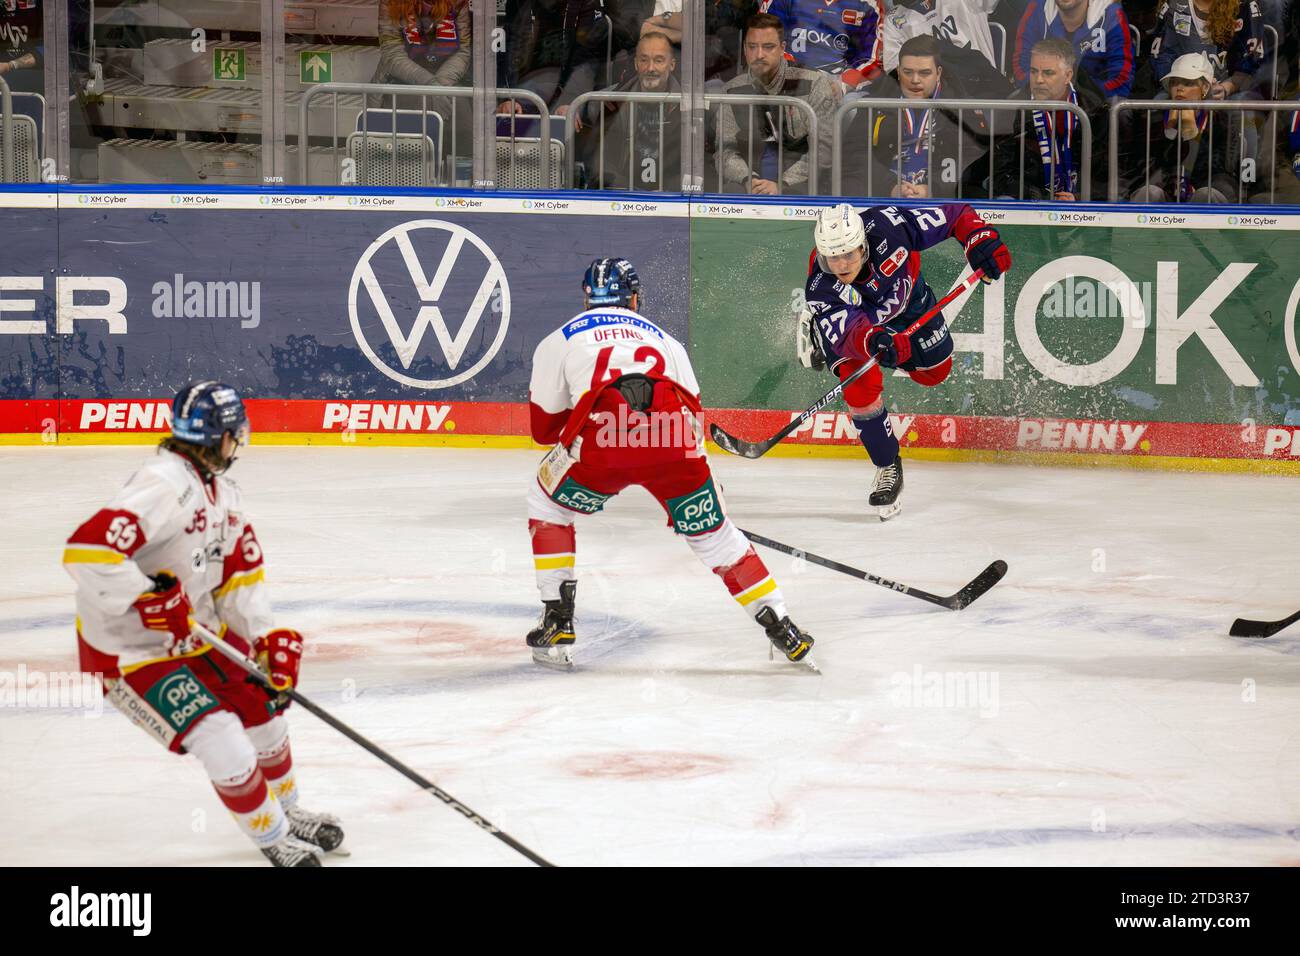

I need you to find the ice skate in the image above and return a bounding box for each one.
[261,833,323,868]
[527,580,576,669]
[287,805,347,855]
[756,607,818,672]
[870,456,904,521]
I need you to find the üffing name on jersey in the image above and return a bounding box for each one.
[50,886,151,936]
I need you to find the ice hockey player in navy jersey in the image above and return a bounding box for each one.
[798,203,1011,518]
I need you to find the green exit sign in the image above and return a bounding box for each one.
[300,51,332,84]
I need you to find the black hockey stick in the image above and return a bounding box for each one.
[710,269,985,460]
[191,621,555,867]
[1229,609,1300,638]
[742,529,1007,610]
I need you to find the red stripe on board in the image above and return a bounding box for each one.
[7,399,1300,462]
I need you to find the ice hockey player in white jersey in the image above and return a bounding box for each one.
[63,382,342,867]
[525,258,815,670]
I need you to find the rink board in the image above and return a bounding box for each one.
[1,188,1299,472]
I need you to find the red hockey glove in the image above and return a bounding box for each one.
[255,628,304,697]
[132,572,193,650]
[867,327,912,369]
[962,226,1012,283]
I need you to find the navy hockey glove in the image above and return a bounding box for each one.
[867,327,912,369]
[962,226,1012,282]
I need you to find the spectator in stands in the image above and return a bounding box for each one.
[982,37,1108,199]
[758,0,886,90]
[1014,0,1136,98]
[639,0,758,82]
[1125,52,1240,200]
[498,0,611,114]
[564,31,682,189]
[369,0,472,115]
[715,11,841,193]
[842,35,992,197]
[1151,0,1265,97]
[1292,101,1300,182]
[0,0,41,94]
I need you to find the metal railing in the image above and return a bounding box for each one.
[298,82,551,188]
[563,90,682,190]
[705,92,820,195]
[832,97,1093,200]
[1109,99,1300,202]
[0,75,12,183]
[989,22,1007,75]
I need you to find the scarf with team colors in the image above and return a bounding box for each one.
[898,80,940,184]
[1031,84,1079,196]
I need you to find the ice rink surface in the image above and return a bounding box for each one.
[2,445,1298,866]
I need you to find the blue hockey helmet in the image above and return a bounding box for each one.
[582,257,642,309]
[171,381,250,449]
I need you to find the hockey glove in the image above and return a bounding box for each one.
[962,226,1011,283]
[867,326,912,369]
[255,628,304,708]
[133,572,194,651]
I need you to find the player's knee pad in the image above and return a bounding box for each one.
[527,479,578,524]
[909,356,953,387]
[184,710,258,786]
[839,362,884,410]
[685,518,748,568]
[244,714,289,761]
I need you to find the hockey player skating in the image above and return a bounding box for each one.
[799,203,1011,518]
[526,258,815,669]
[63,382,342,867]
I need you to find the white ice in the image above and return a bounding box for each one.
[2,445,1298,866]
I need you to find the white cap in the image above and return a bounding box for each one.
[813,203,866,258]
[1163,52,1214,89]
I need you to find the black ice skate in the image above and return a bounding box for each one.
[287,806,347,854]
[756,607,818,672]
[526,580,576,669]
[869,456,904,521]
[261,834,323,867]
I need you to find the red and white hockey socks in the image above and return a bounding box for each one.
[186,711,287,848]
[687,520,787,620]
[528,486,578,601]
[247,716,298,811]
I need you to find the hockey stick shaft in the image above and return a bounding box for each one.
[712,269,985,459]
[741,529,1007,611]
[191,621,556,867]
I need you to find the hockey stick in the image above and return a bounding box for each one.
[190,621,556,867]
[710,269,985,459]
[1229,609,1300,638]
[741,529,1008,610]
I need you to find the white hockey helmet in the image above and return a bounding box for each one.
[813,203,865,258]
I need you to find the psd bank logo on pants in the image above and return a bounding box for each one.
[349,220,511,389]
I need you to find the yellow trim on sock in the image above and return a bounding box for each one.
[534,555,576,570]
[735,577,777,607]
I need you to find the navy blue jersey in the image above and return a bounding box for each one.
[803,203,980,367]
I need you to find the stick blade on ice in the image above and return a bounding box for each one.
[1229,609,1300,638]
[943,560,1009,610]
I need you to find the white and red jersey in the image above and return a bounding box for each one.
[528,307,701,446]
[63,448,273,675]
